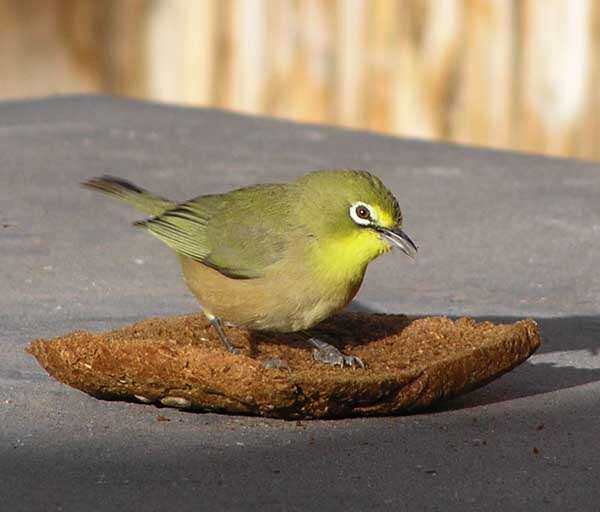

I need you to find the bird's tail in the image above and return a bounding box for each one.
[81,176,175,217]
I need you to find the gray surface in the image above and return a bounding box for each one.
[1,95,598,511]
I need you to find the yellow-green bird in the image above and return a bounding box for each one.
[82,170,417,368]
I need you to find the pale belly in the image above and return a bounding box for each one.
[178,255,365,332]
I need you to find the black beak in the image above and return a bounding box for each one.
[377,226,418,258]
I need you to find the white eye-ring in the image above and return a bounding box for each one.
[349,202,377,226]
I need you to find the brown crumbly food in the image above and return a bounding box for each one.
[27,312,540,419]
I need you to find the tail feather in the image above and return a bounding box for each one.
[82,175,145,196]
[82,175,175,217]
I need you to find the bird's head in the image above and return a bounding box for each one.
[294,170,417,266]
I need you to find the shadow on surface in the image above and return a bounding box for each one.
[425,314,600,411]
[246,307,411,357]
[349,301,600,409]
[246,300,600,413]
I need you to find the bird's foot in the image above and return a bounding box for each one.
[208,315,238,354]
[307,338,365,369]
[262,357,290,370]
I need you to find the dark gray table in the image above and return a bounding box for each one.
[1,96,598,511]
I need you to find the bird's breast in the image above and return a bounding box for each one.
[177,228,383,332]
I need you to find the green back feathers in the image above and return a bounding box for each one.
[83,176,293,279]
[137,185,291,279]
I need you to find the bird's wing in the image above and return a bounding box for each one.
[135,185,291,279]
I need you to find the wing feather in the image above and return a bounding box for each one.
[136,185,291,279]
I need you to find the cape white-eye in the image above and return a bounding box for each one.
[82,170,417,368]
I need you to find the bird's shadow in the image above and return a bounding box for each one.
[250,301,600,412]
[246,303,411,357]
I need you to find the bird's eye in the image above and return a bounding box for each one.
[356,206,370,219]
[350,202,374,226]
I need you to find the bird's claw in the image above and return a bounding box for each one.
[262,357,290,370]
[344,354,365,369]
[309,338,365,369]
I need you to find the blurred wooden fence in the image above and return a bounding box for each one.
[1,0,599,161]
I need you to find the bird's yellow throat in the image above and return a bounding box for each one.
[312,228,391,284]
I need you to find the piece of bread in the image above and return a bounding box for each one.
[27,312,540,419]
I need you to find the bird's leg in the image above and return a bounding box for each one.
[303,334,365,369]
[203,311,238,354]
[202,310,288,368]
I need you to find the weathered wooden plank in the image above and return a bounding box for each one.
[0,0,598,161]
